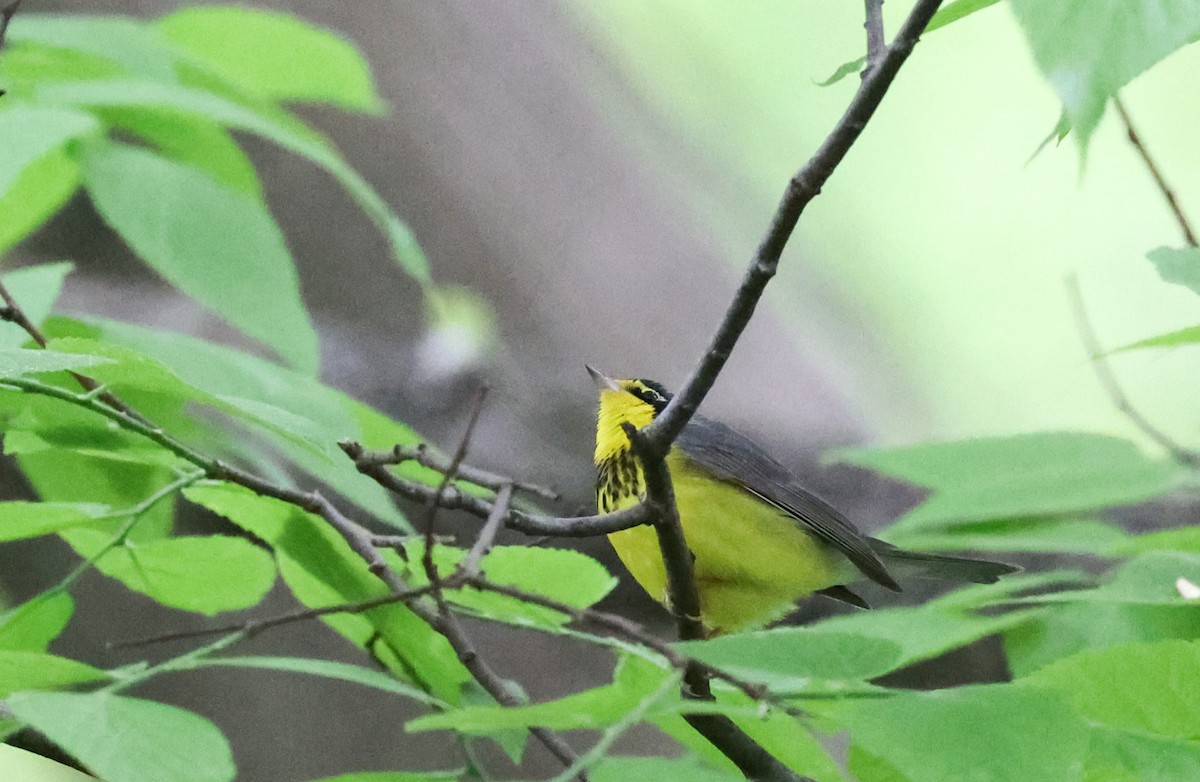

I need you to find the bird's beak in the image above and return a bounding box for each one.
[585,364,622,392]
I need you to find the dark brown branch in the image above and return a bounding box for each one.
[361,443,559,500]
[1068,275,1200,467]
[460,482,513,577]
[1113,97,1198,247]
[640,0,943,460]
[340,440,655,537]
[864,0,886,73]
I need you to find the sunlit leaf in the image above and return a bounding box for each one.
[78,140,318,373]
[1108,323,1200,354]
[0,593,74,652]
[408,655,677,733]
[889,517,1128,556]
[840,432,1177,530]
[1085,727,1200,782]
[0,106,98,197]
[7,690,235,782]
[0,501,111,541]
[61,528,276,616]
[0,149,80,255]
[0,651,107,697]
[0,262,73,350]
[37,78,430,281]
[0,347,110,377]
[158,6,384,112]
[1005,601,1200,677]
[1008,0,1200,146]
[9,14,179,81]
[1022,640,1200,739]
[842,685,1088,782]
[193,656,445,708]
[184,482,469,703]
[678,630,901,693]
[593,756,742,782]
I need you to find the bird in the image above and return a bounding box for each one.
[588,366,1018,634]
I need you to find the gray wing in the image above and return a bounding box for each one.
[677,415,901,591]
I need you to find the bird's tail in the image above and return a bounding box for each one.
[868,538,1019,584]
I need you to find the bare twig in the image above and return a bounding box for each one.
[460,482,513,577]
[864,0,886,73]
[362,443,559,500]
[1067,275,1200,467]
[340,441,655,537]
[1113,97,1198,247]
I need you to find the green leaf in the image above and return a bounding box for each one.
[654,689,847,782]
[1085,727,1200,782]
[0,501,111,541]
[303,773,461,782]
[0,593,74,651]
[0,348,109,377]
[0,651,107,697]
[48,315,410,527]
[842,685,1089,782]
[806,575,1052,672]
[408,655,676,733]
[1148,246,1200,296]
[889,517,1129,556]
[1022,640,1200,739]
[183,482,469,702]
[403,543,617,628]
[60,529,276,616]
[95,106,261,196]
[1020,551,1200,605]
[593,756,743,782]
[0,744,97,782]
[1109,323,1200,354]
[0,263,73,350]
[158,7,384,113]
[0,149,80,255]
[1005,602,1200,677]
[818,0,1001,85]
[678,630,901,693]
[841,432,1177,530]
[7,690,235,782]
[0,106,98,197]
[193,656,445,708]
[78,140,318,373]
[1008,0,1200,146]
[9,14,179,81]
[36,78,430,282]
[48,334,335,460]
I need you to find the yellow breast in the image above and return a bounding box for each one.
[605,448,853,634]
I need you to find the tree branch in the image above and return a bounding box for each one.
[640,0,943,460]
[864,0,886,73]
[1113,96,1197,247]
[1067,275,1200,467]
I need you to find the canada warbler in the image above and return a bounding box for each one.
[588,366,1017,634]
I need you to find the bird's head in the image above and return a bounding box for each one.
[586,365,673,463]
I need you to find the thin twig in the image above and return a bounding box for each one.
[362,443,559,500]
[340,441,654,537]
[864,0,886,73]
[1067,275,1200,467]
[459,482,513,577]
[1113,97,1198,247]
